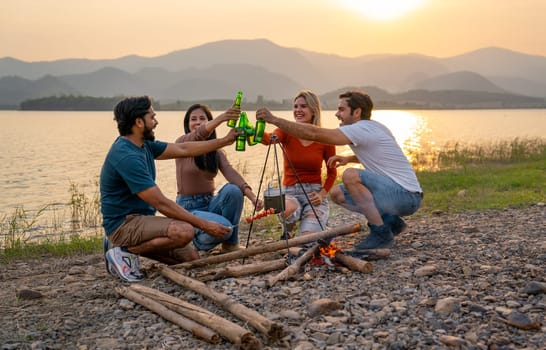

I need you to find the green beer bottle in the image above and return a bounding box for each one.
[246,121,258,146]
[235,111,247,151]
[241,112,254,136]
[227,91,243,128]
[254,119,266,143]
[247,133,258,146]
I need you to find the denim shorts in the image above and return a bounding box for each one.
[339,169,422,216]
[284,183,329,233]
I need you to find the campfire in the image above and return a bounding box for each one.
[285,239,375,278]
[309,242,342,266]
[174,223,390,287]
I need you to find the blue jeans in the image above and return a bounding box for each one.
[176,184,244,250]
[339,169,422,217]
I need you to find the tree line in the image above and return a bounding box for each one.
[19,95,293,111]
[18,90,546,111]
[20,95,127,111]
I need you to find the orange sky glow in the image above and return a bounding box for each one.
[1,0,545,61]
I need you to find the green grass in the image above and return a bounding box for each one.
[417,159,545,214]
[0,235,102,264]
[414,138,545,214]
[1,181,103,263]
[407,137,545,170]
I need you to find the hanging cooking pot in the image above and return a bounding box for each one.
[263,185,285,213]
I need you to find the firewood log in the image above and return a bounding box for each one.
[129,284,261,350]
[266,245,318,288]
[196,258,286,281]
[333,251,373,273]
[161,266,284,340]
[115,286,220,344]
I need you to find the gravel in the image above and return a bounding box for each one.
[1,204,545,350]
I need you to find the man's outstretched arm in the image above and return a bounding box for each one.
[157,128,239,160]
[255,108,351,145]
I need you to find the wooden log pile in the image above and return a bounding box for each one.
[116,274,265,350]
[114,222,392,349]
[172,223,362,269]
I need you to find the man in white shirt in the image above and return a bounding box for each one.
[256,90,422,252]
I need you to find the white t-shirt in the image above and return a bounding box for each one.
[339,120,422,193]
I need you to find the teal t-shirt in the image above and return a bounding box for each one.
[100,137,168,235]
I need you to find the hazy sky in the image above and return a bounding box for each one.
[2,0,545,61]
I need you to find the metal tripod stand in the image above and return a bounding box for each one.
[243,134,325,255]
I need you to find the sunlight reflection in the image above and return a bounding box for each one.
[332,110,430,172]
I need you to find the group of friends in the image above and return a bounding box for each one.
[100,90,423,282]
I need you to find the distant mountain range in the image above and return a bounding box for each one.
[1,39,546,109]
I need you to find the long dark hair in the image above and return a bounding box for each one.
[183,104,219,174]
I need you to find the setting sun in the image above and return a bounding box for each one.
[343,0,425,21]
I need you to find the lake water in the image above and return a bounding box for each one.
[1,109,545,232]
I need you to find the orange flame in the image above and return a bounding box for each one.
[319,243,341,259]
[308,242,342,266]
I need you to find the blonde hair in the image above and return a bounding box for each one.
[294,90,322,127]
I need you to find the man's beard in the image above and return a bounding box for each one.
[143,126,155,141]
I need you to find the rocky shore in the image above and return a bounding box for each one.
[1,205,545,350]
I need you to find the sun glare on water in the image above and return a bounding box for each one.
[343,0,425,21]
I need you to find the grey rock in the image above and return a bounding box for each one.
[308,298,342,317]
[16,289,43,300]
[523,281,546,295]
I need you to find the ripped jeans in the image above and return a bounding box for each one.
[283,183,329,234]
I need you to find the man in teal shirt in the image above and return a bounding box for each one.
[101,96,239,282]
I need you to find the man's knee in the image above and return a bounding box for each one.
[167,221,194,246]
[342,168,361,185]
[329,185,344,205]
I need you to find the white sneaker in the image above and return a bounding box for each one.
[105,246,144,282]
[103,237,118,277]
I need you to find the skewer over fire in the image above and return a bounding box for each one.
[245,207,276,223]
